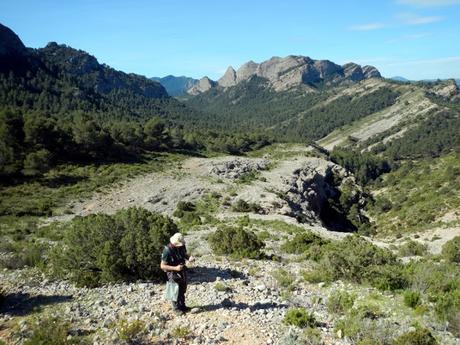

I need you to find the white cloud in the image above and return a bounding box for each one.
[348,23,386,31]
[397,0,460,7]
[397,13,443,25]
[386,32,432,43]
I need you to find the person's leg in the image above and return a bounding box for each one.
[177,279,186,310]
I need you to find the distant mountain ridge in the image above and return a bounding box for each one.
[0,23,168,100]
[151,75,198,96]
[186,55,381,95]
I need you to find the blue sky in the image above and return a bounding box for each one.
[1,0,459,80]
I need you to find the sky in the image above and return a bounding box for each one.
[1,0,460,80]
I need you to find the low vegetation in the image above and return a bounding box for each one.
[368,153,460,234]
[283,308,316,328]
[51,207,177,287]
[22,316,89,345]
[442,236,460,263]
[208,226,264,259]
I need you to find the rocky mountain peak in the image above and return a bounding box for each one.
[187,76,217,95]
[0,23,27,57]
[218,66,237,87]
[196,55,384,94]
[362,65,381,79]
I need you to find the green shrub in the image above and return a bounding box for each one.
[214,282,231,292]
[398,240,428,257]
[434,289,460,322]
[283,308,316,328]
[327,290,356,314]
[404,260,460,296]
[334,307,392,344]
[172,326,191,339]
[116,319,146,343]
[318,236,406,290]
[52,207,177,287]
[442,236,460,263]
[302,269,332,284]
[393,327,438,345]
[208,226,264,259]
[271,269,294,289]
[281,232,329,256]
[24,317,88,345]
[403,290,422,309]
[173,201,196,218]
[232,199,261,213]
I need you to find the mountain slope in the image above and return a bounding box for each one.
[151,75,198,96]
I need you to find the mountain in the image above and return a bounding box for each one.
[0,23,205,124]
[189,55,381,95]
[187,76,217,95]
[390,76,410,82]
[151,75,198,96]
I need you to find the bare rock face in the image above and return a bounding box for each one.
[362,65,382,79]
[218,66,237,87]
[236,60,259,82]
[343,63,364,81]
[212,55,381,93]
[210,158,270,179]
[430,79,459,98]
[187,76,217,95]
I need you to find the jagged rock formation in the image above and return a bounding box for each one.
[187,76,217,95]
[191,55,382,94]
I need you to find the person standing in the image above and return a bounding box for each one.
[160,233,193,314]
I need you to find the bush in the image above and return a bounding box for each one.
[271,269,294,289]
[318,236,407,290]
[404,260,460,295]
[116,319,147,344]
[393,327,438,345]
[208,226,264,259]
[327,290,356,314]
[403,290,422,309]
[52,207,177,287]
[232,199,261,213]
[334,311,393,344]
[442,236,460,263]
[302,269,332,284]
[173,201,196,218]
[284,308,316,328]
[434,289,460,322]
[398,240,428,257]
[23,317,88,345]
[281,232,329,256]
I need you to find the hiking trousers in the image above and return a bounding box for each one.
[167,270,187,310]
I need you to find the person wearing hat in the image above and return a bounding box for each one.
[160,232,194,314]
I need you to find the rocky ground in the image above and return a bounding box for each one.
[2,145,460,344]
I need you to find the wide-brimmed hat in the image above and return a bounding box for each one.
[170,233,185,247]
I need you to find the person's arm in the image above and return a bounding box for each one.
[160,261,184,272]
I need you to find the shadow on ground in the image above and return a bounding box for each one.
[0,292,73,316]
[192,300,288,313]
[187,266,246,284]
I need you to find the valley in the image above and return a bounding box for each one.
[1,21,460,345]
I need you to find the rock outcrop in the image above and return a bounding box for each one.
[190,55,382,94]
[218,66,237,87]
[187,76,217,95]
